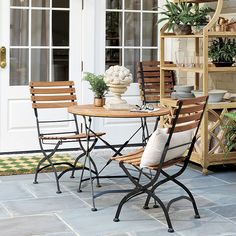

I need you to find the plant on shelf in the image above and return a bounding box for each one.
[158,0,193,35]
[191,4,214,34]
[84,72,109,107]
[158,0,213,35]
[208,37,236,67]
[223,112,236,157]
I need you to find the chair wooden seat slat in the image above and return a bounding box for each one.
[30,88,76,94]
[40,132,106,140]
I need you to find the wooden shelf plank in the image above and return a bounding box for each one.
[208,66,236,72]
[161,64,203,73]
[173,0,217,3]
[208,101,236,109]
[161,34,203,38]
[208,31,236,37]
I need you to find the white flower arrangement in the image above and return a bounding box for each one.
[104,65,133,86]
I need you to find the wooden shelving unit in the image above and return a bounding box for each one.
[160,0,236,174]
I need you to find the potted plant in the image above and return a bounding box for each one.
[191,4,213,34]
[158,0,193,35]
[84,72,109,107]
[158,1,213,35]
[209,37,236,67]
[223,112,236,156]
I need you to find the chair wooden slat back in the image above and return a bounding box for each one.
[30,81,77,109]
[137,61,175,104]
[168,96,208,134]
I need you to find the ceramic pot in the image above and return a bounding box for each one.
[173,24,192,35]
[212,61,235,67]
[94,97,105,107]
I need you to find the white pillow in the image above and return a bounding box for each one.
[140,127,194,168]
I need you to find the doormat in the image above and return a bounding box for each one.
[0,154,82,176]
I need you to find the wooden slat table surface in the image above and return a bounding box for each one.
[68,104,170,118]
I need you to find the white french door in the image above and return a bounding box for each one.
[92,0,159,145]
[0,0,82,152]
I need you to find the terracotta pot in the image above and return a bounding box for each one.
[94,97,105,107]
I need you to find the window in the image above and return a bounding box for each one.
[10,0,70,85]
[105,0,158,81]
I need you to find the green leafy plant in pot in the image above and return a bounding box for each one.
[209,37,236,67]
[158,0,193,35]
[223,112,236,157]
[191,4,214,34]
[84,72,109,107]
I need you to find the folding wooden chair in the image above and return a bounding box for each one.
[137,61,175,134]
[137,61,175,105]
[111,96,208,232]
[30,81,105,193]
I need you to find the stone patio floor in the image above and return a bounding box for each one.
[0,151,236,236]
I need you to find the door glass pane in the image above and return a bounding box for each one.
[10,9,29,46]
[52,0,69,8]
[124,12,140,46]
[10,49,29,86]
[143,13,157,47]
[125,0,140,10]
[31,49,49,82]
[105,49,121,70]
[106,0,122,9]
[124,49,140,77]
[142,49,157,61]
[11,0,29,7]
[143,0,158,10]
[32,0,50,7]
[31,10,49,46]
[52,49,69,81]
[52,10,69,46]
[106,12,122,46]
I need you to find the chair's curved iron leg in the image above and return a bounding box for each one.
[70,152,85,178]
[77,154,88,192]
[113,188,143,222]
[33,155,48,184]
[146,189,174,233]
[34,141,61,185]
[171,178,200,218]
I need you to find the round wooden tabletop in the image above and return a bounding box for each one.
[68,104,170,118]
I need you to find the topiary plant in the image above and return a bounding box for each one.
[84,72,109,98]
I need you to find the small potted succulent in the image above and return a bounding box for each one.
[209,37,236,67]
[84,72,109,107]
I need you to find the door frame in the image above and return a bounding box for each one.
[0,0,83,153]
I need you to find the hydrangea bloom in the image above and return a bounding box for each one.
[104,65,133,85]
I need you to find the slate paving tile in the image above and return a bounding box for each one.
[0,214,72,236]
[208,204,236,219]
[3,195,88,216]
[0,173,50,182]
[193,183,236,205]
[0,182,34,201]
[58,206,166,236]
[23,181,72,198]
[180,174,228,189]
[147,208,236,236]
[0,205,10,219]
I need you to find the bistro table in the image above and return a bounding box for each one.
[68,104,170,210]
